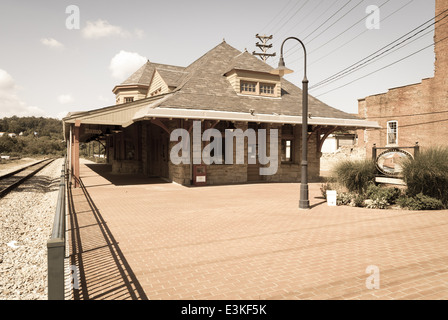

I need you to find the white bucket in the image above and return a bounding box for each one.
[326,190,337,206]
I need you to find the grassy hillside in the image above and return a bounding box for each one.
[0,116,65,157]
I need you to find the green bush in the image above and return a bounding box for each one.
[353,194,366,208]
[333,159,377,194]
[397,193,445,211]
[401,147,448,205]
[365,198,389,210]
[365,184,402,205]
[337,192,355,206]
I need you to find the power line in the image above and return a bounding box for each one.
[274,0,331,47]
[259,0,295,33]
[283,0,364,60]
[306,0,365,44]
[313,33,448,98]
[364,109,448,119]
[302,0,414,70]
[310,10,448,90]
[291,0,340,36]
[304,0,363,42]
[311,16,448,91]
[271,0,311,36]
[245,0,297,56]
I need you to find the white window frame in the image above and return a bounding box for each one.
[260,83,275,96]
[240,81,257,94]
[387,120,398,146]
[239,80,278,97]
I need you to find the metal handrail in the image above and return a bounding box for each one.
[47,157,67,300]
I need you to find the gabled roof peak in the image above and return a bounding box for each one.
[120,61,153,86]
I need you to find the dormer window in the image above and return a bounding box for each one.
[260,83,275,96]
[239,80,277,97]
[225,69,281,98]
[241,81,256,94]
[124,97,134,103]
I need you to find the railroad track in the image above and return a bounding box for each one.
[0,158,56,198]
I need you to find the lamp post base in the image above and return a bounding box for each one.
[299,183,310,210]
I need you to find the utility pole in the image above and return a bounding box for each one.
[252,34,276,62]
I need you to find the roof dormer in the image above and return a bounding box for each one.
[225,69,282,98]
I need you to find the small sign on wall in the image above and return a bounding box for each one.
[193,164,207,186]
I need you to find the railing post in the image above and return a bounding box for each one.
[47,159,67,300]
[47,239,65,300]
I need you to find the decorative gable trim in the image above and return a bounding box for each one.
[148,70,169,97]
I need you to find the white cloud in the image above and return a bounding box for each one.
[41,38,64,49]
[0,69,15,90]
[82,19,129,39]
[109,50,147,80]
[0,69,45,118]
[134,28,145,39]
[82,19,145,40]
[58,94,74,104]
[55,110,69,120]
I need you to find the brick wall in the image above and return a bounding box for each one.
[167,121,321,186]
[111,119,323,185]
[358,0,448,158]
[435,0,448,79]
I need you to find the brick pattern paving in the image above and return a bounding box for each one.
[66,160,448,300]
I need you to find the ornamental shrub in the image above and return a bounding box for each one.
[397,193,445,211]
[401,147,448,205]
[333,159,377,194]
[365,198,389,210]
[365,184,402,205]
[336,192,355,206]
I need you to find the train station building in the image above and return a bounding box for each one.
[63,40,379,187]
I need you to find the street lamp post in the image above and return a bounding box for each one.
[271,37,310,210]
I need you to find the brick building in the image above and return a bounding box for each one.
[358,0,448,158]
[64,41,378,187]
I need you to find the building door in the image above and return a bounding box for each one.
[148,125,169,179]
[247,123,263,182]
[247,142,262,181]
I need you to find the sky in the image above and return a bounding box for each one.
[0,0,437,120]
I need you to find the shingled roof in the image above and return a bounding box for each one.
[120,61,185,86]
[65,41,380,131]
[131,41,359,120]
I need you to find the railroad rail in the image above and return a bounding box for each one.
[0,158,55,198]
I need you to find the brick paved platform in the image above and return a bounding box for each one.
[66,159,448,300]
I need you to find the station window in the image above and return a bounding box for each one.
[281,124,294,163]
